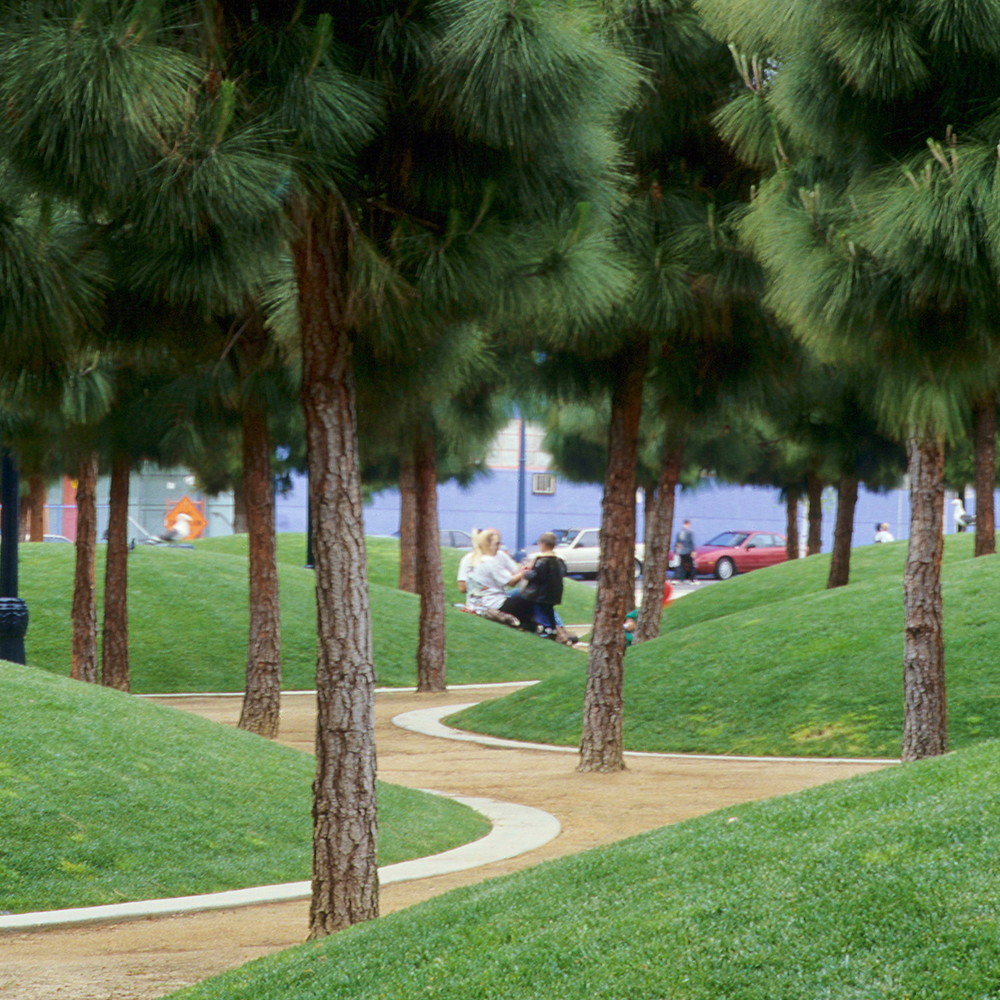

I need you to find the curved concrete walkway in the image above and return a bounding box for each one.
[0,792,560,933]
[394,704,901,766]
[1,685,894,1000]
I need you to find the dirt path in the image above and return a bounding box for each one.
[1,686,889,1000]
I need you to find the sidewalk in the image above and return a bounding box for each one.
[0,685,892,1000]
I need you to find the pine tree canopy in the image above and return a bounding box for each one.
[0,187,104,375]
[697,0,1000,440]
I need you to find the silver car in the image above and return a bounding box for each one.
[530,527,644,578]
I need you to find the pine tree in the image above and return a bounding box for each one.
[0,0,637,932]
[697,0,1000,759]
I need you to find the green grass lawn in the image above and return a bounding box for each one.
[19,534,593,693]
[449,534,998,759]
[166,736,1000,1000]
[1,663,489,913]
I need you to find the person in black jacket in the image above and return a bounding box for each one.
[521,532,567,639]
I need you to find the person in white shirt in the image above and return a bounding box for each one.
[465,528,534,628]
[874,523,894,543]
[456,550,474,602]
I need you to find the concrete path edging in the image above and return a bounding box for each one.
[0,792,560,933]
[393,704,902,766]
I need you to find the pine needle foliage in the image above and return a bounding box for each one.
[699,0,1000,440]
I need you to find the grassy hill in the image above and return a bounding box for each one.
[18,535,594,693]
[449,534,998,759]
[166,734,1000,1000]
[1,663,488,913]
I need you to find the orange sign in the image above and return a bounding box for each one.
[165,496,207,540]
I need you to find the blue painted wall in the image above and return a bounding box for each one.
[274,470,946,554]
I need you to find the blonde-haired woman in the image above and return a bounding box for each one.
[466,528,534,628]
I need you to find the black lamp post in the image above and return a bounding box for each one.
[0,449,28,664]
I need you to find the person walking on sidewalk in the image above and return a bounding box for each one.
[674,519,696,584]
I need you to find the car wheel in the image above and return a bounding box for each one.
[634,558,643,580]
[715,558,735,581]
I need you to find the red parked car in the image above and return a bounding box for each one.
[691,530,788,580]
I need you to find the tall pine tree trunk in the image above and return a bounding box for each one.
[807,472,823,555]
[101,454,130,691]
[27,473,45,542]
[579,342,647,773]
[636,477,656,622]
[397,447,418,593]
[785,488,800,561]
[71,453,99,683]
[414,421,446,692]
[902,434,947,761]
[636,438,683,642]
[826,473,859,589]
[238,392,282,738]
[295,207,378,936]
[973,398,996,557]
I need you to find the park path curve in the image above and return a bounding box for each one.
[0,684,890,1000]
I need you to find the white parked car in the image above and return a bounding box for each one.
[528,527,644,578]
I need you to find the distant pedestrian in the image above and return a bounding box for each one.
[674,519,696,584]
[874,523,894,543]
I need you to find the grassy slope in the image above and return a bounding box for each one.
[169,737,1000,1000]
[20,535,593,693]
[450,535,999,759]
[1,664,489,913]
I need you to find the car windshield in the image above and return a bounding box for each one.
[557,529,583,546]
[705,531,749,547]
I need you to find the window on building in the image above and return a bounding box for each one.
[532,473,556,495]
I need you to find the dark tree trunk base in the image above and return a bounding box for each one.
[397,449,418,593]
[71,453,99,684]
[807,472,823,555]
[636,438,683,643]
[579,342,648,773]
[238,380,282,740]
[973,399,996,557]
[27,474,45,543]
[296,207,379,936]
[101,454,131,692]
[826,474,858,589]
[902,435,947,761]
[785,489,800,561]
[414,422,446,693]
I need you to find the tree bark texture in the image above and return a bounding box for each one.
[785,489,799,561]
[414,421,446,692]
[27,473,45,542]
[807,472,823,555]
[18,495,28,542]
[901,434,947,761]
[238,391,282,738]
[71,453,99,683]
[397,447,418,593]
[579,342,647,773]
[636,439,683,642]
[636,479,656,622]
[100,454,130,692]
[295,209,379,936]
[826,474,858,590]
[973,399,996,557]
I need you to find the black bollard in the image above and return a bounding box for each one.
[0,450,28,664]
